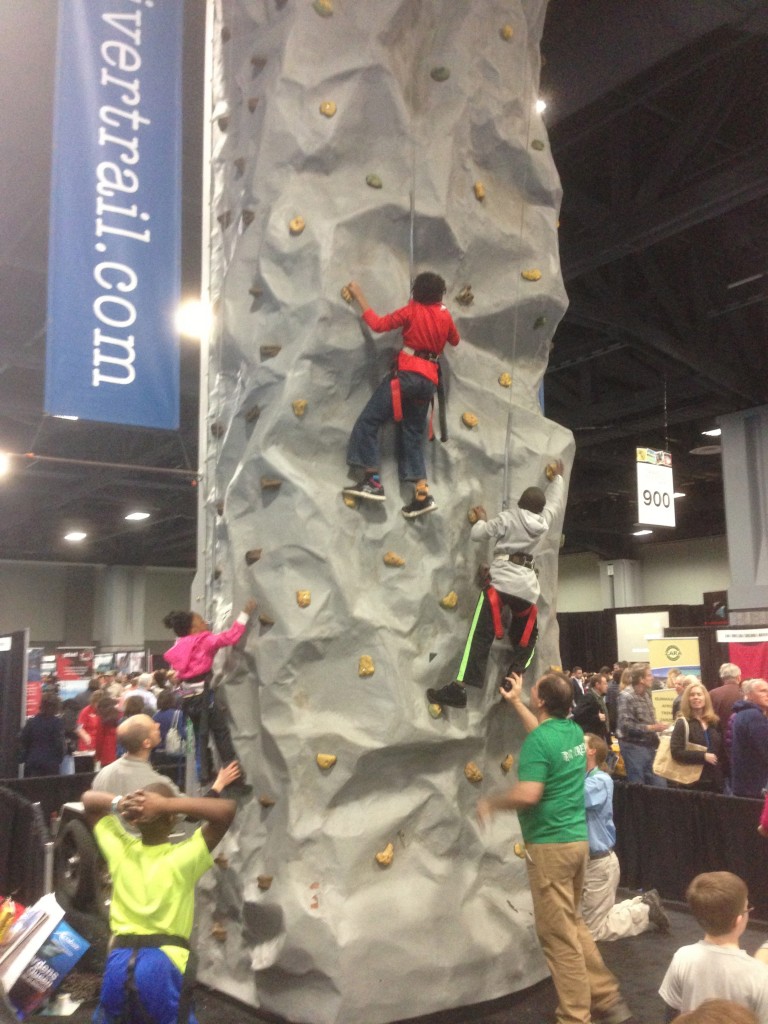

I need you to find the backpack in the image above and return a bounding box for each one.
[165,710,184,755]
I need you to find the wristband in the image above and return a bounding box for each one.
[110,795,122,815]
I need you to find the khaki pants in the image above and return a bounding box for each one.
[582,852,651,942]
[525,841,622,1024]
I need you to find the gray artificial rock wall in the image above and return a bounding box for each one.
[195,1,574,1021]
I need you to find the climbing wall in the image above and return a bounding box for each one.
[196,1,574,1022]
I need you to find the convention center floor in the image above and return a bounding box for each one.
[39,897,768,1024]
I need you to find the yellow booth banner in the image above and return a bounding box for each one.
[651,688,677,725]
[648,636,701,680]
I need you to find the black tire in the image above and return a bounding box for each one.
[54,819,100,910]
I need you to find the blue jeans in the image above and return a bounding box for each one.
[619,740,667,787]
[346,371,435,482]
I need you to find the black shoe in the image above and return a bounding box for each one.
[426,681,467,708]
[343,477,386,501]
[641,889,670,934]
[402,494,437,518]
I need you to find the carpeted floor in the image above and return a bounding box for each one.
[40,897,768,1024]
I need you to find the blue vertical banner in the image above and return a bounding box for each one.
[46,0,183,429]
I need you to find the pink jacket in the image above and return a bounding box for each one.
[164,613,248,680]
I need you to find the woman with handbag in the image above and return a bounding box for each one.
[669,682,724,792]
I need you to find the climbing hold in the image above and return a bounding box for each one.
[500,24,514,40]
[217,115,229,132]
[531,139,546,151]
[216,501,224,516]
[258,612,275,626]
[498,372,512,388]
[316,753,337,769]
[233,157,245,177]
[462,412,478,429]
[533,315,547,329]
[257,875,273,891]
[289,216,305,235]
[358,655,375,678]
[340,285,353,304]
[292,399,308,417]
[383,551,405,567]
[211,922,228,942]
[427,702,443,719]
[217,211,232,229]
[260,476,282,489]
[260,345,281,360]
[297,590,311,608]
[513,842,526,859]
[501,754,515,773]
[521,268,542,282]
[241,209,255,228]
[366,174,383,189]
[319,101,337,118]
[455,285,474,307]
[248,285,263,301]
[375,842,394,866]
[545,462,560,481]
[467,508,479,525]
[245,406,261,424]
[464,762,484,783]
[313,0,333,16]
[213,568,222,582]
[440,591,458,609]
[248,97,259,113]
[258,794,276,808]
[221,26,232,43]
[210,422,225,439]
[214,854,229,868]
[342,495,357,508]
[473,181,486,201]
[430,66,450,82]
[245,549,262,565]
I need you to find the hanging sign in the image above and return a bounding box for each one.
[636,447,675,528]
[45,0,183,429]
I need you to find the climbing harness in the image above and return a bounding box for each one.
[109,934,195,1024]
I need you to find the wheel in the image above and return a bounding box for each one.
[53,819,100,910]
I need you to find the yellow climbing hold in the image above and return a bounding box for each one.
[319,100,337,117]
[358,655,375,678]
[500,24,514,40]
[383,551,405,567]
[211,922,228,942]
[375,842,394,866]
[501,754,515,773]
[473,181,486,201]
[462,412,478,428]
[313,0,333,16]
[521,269,542,282]
[545,461,560,481]
[456,285,474,307]
[342,495,357,508]
[464,762,484,783]
[514,842,526,859]
[467,507,479,525]
[440,591,458,609]
[428,702,443,719]
[498,372,512,388]
[289,216,305,235]
[340,285,353,303]
[297,590,311,607]
[316,753,337,769]
[292,399,308,417]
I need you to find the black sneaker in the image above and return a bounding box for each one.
[641,889,670,934]
[426,681,467,708]
[402,494,438,518]
[343,478,386,501]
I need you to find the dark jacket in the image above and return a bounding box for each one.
[730,699,768,798]
[670,716,723,792]
[573,689,610,743]
[18,714,66,776]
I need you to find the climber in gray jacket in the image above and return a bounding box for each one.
[427,461,565,709]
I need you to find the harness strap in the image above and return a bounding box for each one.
[112,936,195,1024]
[513,603,538,647]
[486,586,505,640]
[390,377,403,422]
[112,934,191,950]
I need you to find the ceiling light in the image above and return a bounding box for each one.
[689,444,721,456]
[0,453,10,477]
[53,414,79,421]
[64,531,87,542]
[632,529,653,536]
[535,98,547,114]
[125,511,150,521]
[175,298,212,340]
[673,492,686,499]
[701,427,721,437]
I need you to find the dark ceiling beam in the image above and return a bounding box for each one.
[561,149,768,281]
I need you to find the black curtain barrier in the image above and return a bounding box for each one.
[613,781,768,919]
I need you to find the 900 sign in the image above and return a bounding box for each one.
[636,457,675,528]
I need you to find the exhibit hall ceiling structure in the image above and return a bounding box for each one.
[0,0,766,567]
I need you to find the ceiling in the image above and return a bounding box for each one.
[0,0,766,567]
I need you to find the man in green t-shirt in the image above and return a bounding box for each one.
[477,672,635,1024]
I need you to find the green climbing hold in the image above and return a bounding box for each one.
[430,67,450,82]
[534,315,547,329]
[531,139,546,151]
[366,174,383,189]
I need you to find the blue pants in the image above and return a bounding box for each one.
[619,741,667,787]
[95,947,197,1024]
[346,371,435,482]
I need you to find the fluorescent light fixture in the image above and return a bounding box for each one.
[0,453,10,477]
[64,531,87,542]
[175,298,212,340]
[673,492,686,499]
[535,98,547,113]
[701,427,721,437]
[125,511,150,521]
[632,529,653,536]
[53,414,79,421]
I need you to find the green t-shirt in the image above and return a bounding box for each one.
[94,815,213,972]
[517,718,588,845]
